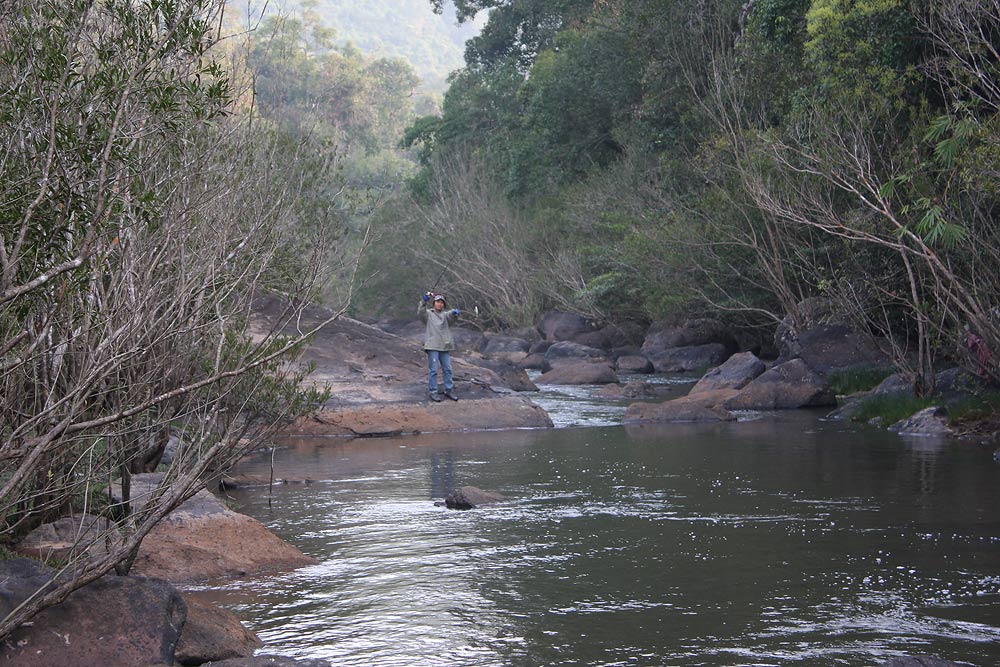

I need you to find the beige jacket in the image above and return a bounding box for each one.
[418,299,459,351]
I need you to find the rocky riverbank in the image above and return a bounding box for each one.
[5,296,996,667]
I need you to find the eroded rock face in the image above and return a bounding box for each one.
[535,361,618,385]
[690,352,766,394]
[123,474,317,583]
[174,593,262,666]
[888,406,954,437]
[0,559,185,667]
[723,359,836,410]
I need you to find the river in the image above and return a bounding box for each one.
[194,399,1000,667]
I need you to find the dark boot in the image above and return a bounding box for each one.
[429,392,442,402]
[444,390,459,401]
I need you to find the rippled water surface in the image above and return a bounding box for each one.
[197,415,1000,666]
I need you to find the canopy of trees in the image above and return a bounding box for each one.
[379,0,1000,390]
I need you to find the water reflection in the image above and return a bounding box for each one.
[196,416,1000,667]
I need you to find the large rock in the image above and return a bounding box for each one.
[690,352,766,394]
[443,486,506,510]
[723,358,836,410]
[537,310,594,341]
[15,514,122,563]
[543,341,609,366]
[518,352,548,370]
[249,293,518,407]
[299,396,554,436]
[647,343,730,373]
[528,339,554,354]
[249,294,553,436]
[480,335,531,355]
[122,474,317,582]
[0,559,185,667]
[175,593,261,666]
[595,380,657,399]
[624,389,739,423]
[535,361,618,385]
[888,406,954,437]
[616,355,654,374]
[571,323,643,350]
[775,298,890,374]
[641,318,737,356]
[466,355,538,391]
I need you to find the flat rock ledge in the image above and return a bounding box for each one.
[289,396,553,437]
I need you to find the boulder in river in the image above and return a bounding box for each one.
[464,355,538,391]
[775,298,890,374]
[518,352,548,370]
[175,592,262,666]
[689,352,766,394]
[543,341,609,366]
[641,318,737,357]
[120,474,317,583]
[723,358,836,410]
[0,558,184,667]
[535,360,618,385]
[480,334,531,355]
[646,343,730,373]
[616,355,654,374]
[537,310,593,341]
[624,389,739,423]
[444,486,506,510]
[888,406,954,437]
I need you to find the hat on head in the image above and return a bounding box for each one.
[433,294,445,303]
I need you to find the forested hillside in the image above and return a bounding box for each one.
[282,0,481,90]
[362,0,1000,394]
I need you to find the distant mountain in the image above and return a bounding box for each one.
[292,0,480,91]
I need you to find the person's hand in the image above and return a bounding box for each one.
[452,309,461,316]
[423,292,431,302]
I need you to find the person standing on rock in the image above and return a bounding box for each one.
[419,292,461,402]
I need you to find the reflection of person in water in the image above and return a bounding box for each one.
[430,450,456,500]
[966,326,991,377]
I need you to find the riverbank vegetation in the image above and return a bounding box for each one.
[0,0,398,640]
[358,0,1000,398]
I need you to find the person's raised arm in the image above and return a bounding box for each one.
[418,292,431,322]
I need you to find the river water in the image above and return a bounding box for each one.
[196,401,1000,667]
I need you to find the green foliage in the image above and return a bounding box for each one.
[826,368,895,395]
[851,394,936,425]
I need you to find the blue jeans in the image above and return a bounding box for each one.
[427,350,453,394]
